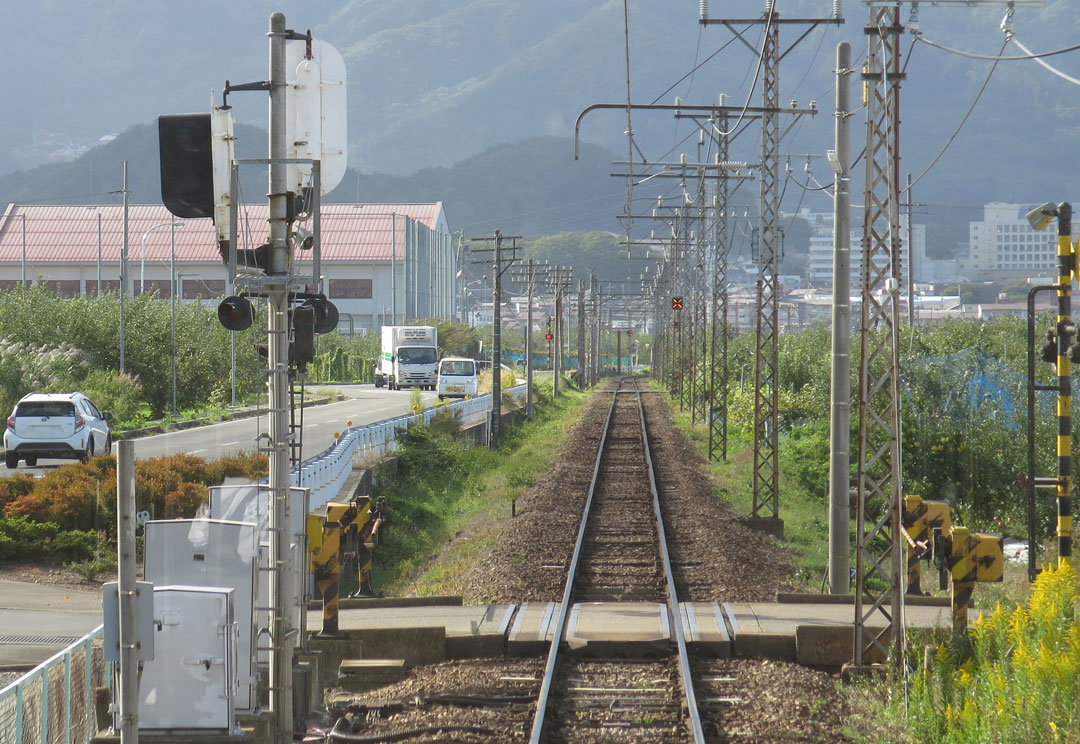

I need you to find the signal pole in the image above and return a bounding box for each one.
[267,14,294,743]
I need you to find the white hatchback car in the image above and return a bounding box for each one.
[4,392,113,468]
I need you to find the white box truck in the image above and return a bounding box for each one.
[374,325,439,390]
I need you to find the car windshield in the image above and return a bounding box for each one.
[17,401,75,417]
[398,347,436,365]
[440,361,475,376]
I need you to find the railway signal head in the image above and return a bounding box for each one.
[217,295,254,331]
[671,296,683,310]
[545,332,553,341]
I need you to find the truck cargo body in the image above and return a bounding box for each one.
[374,325,439,390]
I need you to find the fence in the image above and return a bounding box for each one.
[291,384,526,509]
[0,384,528,742]
[0,628,109,744]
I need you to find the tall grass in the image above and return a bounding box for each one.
[371,380,587,595]
[901,563,1079,743]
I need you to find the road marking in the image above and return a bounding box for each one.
[222,441,239,447]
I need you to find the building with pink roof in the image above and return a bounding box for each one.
[0,202,457,332]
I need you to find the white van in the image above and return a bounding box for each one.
[437,357,478,400]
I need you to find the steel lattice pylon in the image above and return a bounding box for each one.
[709,115,730,462]
[751,11,780,520]
[853,5,906,670]
[692,172,709,425]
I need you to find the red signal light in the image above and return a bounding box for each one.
[545,332,553,340]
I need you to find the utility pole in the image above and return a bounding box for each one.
[470,230,520,448]
[525,259,534,418]
[616,327,622,375]
[906,172,915,326]
[577,278,586,389]
[120,162,129,374]
[266,14,294,742]
[511,259,550,419]
[116,441,138,743]
[828,42,853,596]
[553,266,563,398]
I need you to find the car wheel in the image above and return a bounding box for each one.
[5,452,17,469]
[104,434,112,454]
[81,438,94,463]
[24,456,36,467]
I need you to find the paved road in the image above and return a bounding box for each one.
[5,383,437,474]
[0,579,102,668]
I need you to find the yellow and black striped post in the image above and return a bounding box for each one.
[903,495,952,595]
[1056,203,1074,568]
[903,495,925,594]
[948,526,975,633]
[308,502,356,637]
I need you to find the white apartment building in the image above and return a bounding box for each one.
[797,209,925,289]
[966,202,1058,281]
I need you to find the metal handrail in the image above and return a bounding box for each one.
[0,625,110,744]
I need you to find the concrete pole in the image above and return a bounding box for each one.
[116,440,138,743]
[20,213,26,285]
[577,278,585,389]
[491,230,502,448]
[391,214,397,324]
[97,211,103,294]
[828,42,852,595]
[553,268,561,398]
[617,326,622,375]
[525,259,534,420]
[170,223,177,418]
[120,162,128,374]
[906,172,915,326]
[267,13,294,743]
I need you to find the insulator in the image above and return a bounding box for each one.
[832,0,843,20]
[700,0,709,20]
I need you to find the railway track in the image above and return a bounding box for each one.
[529,378,705,743]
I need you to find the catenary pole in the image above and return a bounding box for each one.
[828,42,852,595]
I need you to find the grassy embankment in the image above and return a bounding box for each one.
[370,379,588,596]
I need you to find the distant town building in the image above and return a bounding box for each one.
[965,202,1057,281]
[793,208,925,289]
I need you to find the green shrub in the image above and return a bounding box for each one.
[0,515,59,559]
[48,530,102,561]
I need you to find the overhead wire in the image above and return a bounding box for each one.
[1011,35,1080,87]
[649,34,743,106]
[714,9,774,137]
[914,34,1080,62]
[903,37,1009,194]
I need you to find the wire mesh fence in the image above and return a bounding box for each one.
[0,628,109,744]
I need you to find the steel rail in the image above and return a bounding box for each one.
[528,380,619,744]
[635,377,706,743]
[528,378,705,743]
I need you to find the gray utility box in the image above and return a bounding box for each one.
[210,484,310,656]
[144,518,258,713]
[134,585,236,733]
